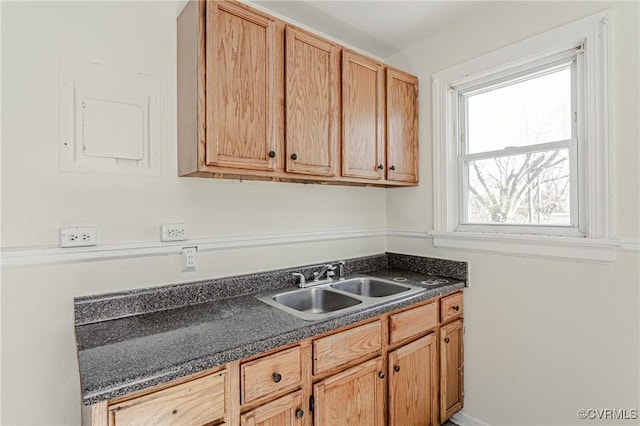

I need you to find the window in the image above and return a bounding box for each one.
[458,53,580,236]
[431,11,615,262]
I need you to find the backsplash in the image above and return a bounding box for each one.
[74,252,466,325]
[388,253,467,281]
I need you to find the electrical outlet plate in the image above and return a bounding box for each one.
[60,226,97,247]
[181,246,197,271]
[161,223,188,241]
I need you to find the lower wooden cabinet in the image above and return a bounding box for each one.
[388,334,438,426]
[440,319,464,423]
[85,292,464,426]
[240,391,305,426]
[108,370,227,426]
[313,357,385,426]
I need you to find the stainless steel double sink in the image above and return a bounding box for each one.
[255,275,427,321]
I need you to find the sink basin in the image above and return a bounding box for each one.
[255,274,428,321]
[273,288,361,314]
[331,278,409,297]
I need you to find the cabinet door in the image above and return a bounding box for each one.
[285,26,340,176]
[440,319,464,423]
[386,68,418,183]
[342,50,385,180]
[313,357,385,426]
[240,391,305,426]
[206,1,283,171]
[388,334,438,426]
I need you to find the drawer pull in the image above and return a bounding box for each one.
[452,305,460,312]
[268,150,276,158]
[394,365,400,372]
[272,372,282,383]
[290,153,298,160]
[444,337,450,344]
[295,409,304,419]
[378,372,385,379]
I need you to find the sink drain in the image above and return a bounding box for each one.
[393,277,407,282]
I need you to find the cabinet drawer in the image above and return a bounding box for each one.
[241,346,302,404]
[440,292,463,323]
[389,301,437,344]
[109,370,226,426]
[313,320,382,375]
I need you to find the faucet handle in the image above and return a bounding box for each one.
[292,273,306,286]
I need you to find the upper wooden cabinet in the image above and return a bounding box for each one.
[285,26,340,176]
[386,68,419,183]
[177,0,419,186]
[341,50,385,180]
[206,1,284,172]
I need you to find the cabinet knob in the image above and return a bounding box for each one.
[444,337,450,344]
[390,165,396,171]
[377,164,384,170]
[272,373,282,383]
[268,150,276,158]
[452,305,460,311]
[290,153,298,160]
[295,409,304,419]
[394,365,400,372]
[378,372,385,379]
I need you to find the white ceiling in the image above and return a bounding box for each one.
[254,1,493,58]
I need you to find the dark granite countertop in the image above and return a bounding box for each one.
[75,254,466,405]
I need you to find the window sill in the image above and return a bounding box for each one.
[429,231,619,263]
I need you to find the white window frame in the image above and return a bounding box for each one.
[431,11,616,263]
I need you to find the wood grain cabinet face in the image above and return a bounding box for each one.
[313,357,385,426]
[313,320,382,376]
[341,50,385,180]
[240,390,305,426]
[441,291,464,323]
[206,1,282,171]
[108,371,226,426]
[386,68,419,183]
[241,346,302,404]
[285,26,340,176]
[389,301,437,344]
[440,319,464,423]
[388,334,438,426]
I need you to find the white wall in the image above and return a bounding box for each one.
[0,2,386,424]
[385,1,639,425]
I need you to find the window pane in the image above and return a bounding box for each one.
[466,66,572,154]
[466,149,571,225]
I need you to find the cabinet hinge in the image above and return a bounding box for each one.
[309,395,314,413]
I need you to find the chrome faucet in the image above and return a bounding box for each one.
[312,264,336,283]
[336,260,346,280]
[292,273,306,287]
[293,261,347,288]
